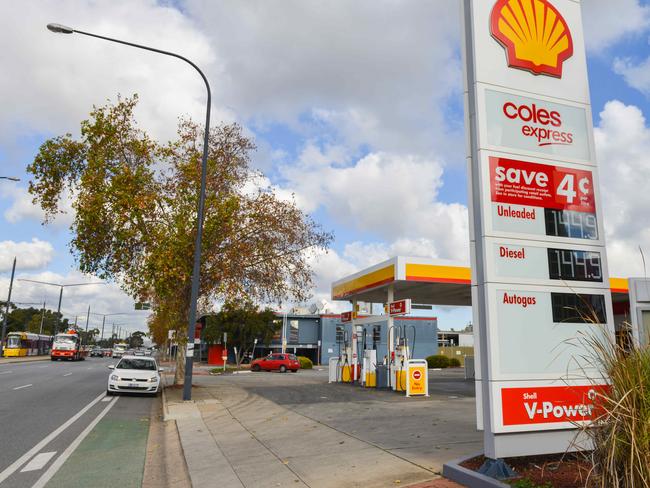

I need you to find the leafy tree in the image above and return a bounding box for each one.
[26,309,69,335]
[27,96,331,383]
[1,306,69,335]
[203,302,279,367]
[128,331,146,349]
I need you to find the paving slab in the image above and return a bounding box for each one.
[166,369,479,487]
[195,382,435,488]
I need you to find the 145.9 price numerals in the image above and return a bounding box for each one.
[547,248,602,282]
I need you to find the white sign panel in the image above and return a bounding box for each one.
[488,238,606,287]
[463,0,615,458]
[484,89,592,162]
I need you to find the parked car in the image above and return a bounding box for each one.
[90,347,104,357]
[106,355,163,396]
[251,353,300,373]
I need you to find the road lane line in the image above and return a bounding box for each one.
[32,397,119,488]
[19,452,57,473]
[101,396,112,402]
[0,392,105,484]
[13,384,32,390]
[0,371,12,375]
[38,365,49,368]
[63,373,72,377]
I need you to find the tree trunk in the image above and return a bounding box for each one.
[172,287,192,385]
[174,343,185,385]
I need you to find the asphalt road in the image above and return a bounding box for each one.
[0,356,155,488]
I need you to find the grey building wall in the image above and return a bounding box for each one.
[319,316,438,364]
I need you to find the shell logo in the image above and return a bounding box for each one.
[490,0,573,78]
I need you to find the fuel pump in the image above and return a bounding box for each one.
[389,325,416,391]
[360,326,377,387]
[351,326,359,382]
[336,329,350,382]
[338,328,355,383]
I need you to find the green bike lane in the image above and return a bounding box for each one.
[44,394,154,488]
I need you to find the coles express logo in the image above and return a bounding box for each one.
[502,101,574,147]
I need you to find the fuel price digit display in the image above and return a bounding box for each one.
[544,209,598,240]
[547,248,602,282]
[550,293,607,324]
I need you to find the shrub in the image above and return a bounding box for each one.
[579,328,650,487]
[449,357,462,368]
[297,356,313,369]
[426,355,450,369]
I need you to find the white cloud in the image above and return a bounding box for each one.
[282,150,470,262]
[0,269,150,335]
[595,100,650,277]
[0,0,225,153]
[185,0,463,160]
[0,239,55,272]
[613,55,650,96]
[582,0,650,51]
[1,185,75,227]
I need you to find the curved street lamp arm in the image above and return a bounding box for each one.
[71,29,212,112]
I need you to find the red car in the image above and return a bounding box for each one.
[251,353,300,373]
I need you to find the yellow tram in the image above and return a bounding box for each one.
[3,332,53,357]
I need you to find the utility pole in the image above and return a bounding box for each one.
[0,257,17,358]
[39,301,46,335]
[84,305,90,345]
[100,315,106,345]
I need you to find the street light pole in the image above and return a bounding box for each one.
[0,177,20,181]
[48,23,212,402]
[55,287,63,335]
[18,280,104,337]
[39,301,46,335]
[0,258,17,358]
[84,305,90,345]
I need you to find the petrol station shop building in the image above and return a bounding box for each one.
[201,313,439,366]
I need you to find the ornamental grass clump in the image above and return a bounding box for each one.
[581,332,650,488]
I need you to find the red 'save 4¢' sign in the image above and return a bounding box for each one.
[490,157,595,213]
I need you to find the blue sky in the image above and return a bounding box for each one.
[1,0,650,333]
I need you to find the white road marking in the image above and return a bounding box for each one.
[19,452,57,473]
[101,396,112,402]
[38,365,49,368]
[0,392,105,484]
[13,384,32,390]
[63,373,72,377]
[0,371,12,375]
[32,397,119,488]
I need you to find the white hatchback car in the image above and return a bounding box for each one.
[107,355,163,396]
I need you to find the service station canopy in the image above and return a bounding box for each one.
[331,256,630,307]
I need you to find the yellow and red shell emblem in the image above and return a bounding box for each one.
[491,0,573,78]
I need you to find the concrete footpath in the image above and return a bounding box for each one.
[0,355,49,364]
[163,379,465,488]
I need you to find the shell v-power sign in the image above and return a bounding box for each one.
[462,0,614,458]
